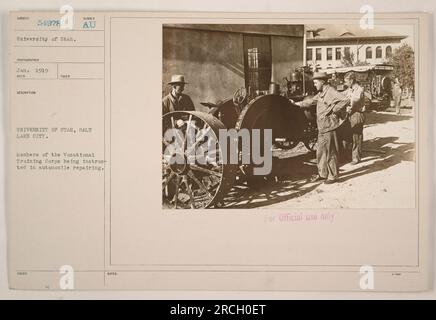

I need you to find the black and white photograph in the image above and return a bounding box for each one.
[162,23,416,209]
[4,7,433,295]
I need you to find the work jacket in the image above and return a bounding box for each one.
[345,83,365,128]
[303,85,349,134]
[162,92,195,115]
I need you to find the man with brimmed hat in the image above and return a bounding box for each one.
[295,71,349,184]
[162,74,195,115]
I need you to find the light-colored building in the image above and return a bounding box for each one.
[305,25,407,70]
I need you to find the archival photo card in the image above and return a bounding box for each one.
[7,11,432,291]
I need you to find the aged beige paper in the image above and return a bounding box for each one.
[7,11,432,291]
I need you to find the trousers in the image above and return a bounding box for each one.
[317,130,340,181]
[351,123,363,162]
[394,96,402,114]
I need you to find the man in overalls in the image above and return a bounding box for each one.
[297,72,349,184]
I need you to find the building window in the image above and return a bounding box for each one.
[326,48,332,60]
[344,47,351,57]
[376,46,382,58]
[366,47,372,59]
[386,46,392,58]
[243,35,271,91]
[316,48,322,61]
[335,47,341,60]
[247,48,259,68]
[306,48,313,61]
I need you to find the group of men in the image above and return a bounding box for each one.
[293,71,365,184]
[162,72,366,185]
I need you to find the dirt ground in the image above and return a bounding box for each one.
[224,108,415,209]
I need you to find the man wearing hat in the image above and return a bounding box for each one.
[162,75,195,115]
[295,71,349,184]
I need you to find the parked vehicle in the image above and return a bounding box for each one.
[320,64,394,111]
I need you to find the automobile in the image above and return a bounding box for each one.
[319,64,394,111]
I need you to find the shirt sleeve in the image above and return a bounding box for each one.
[162,97,169,115]
[299,93,319,108]
[349,86,364,112]
[330,90,349,114]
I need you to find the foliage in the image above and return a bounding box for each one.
[388,43,415,92]
[340,50,370,67]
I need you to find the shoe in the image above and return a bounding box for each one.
[351,160,360,165]
[310,175,326,182]
[324,179,337,184]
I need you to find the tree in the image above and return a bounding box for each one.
[340,50,370,67]
[388,43,415,96]
[341,50,355,67]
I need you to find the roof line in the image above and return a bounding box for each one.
[307,35,407,43]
